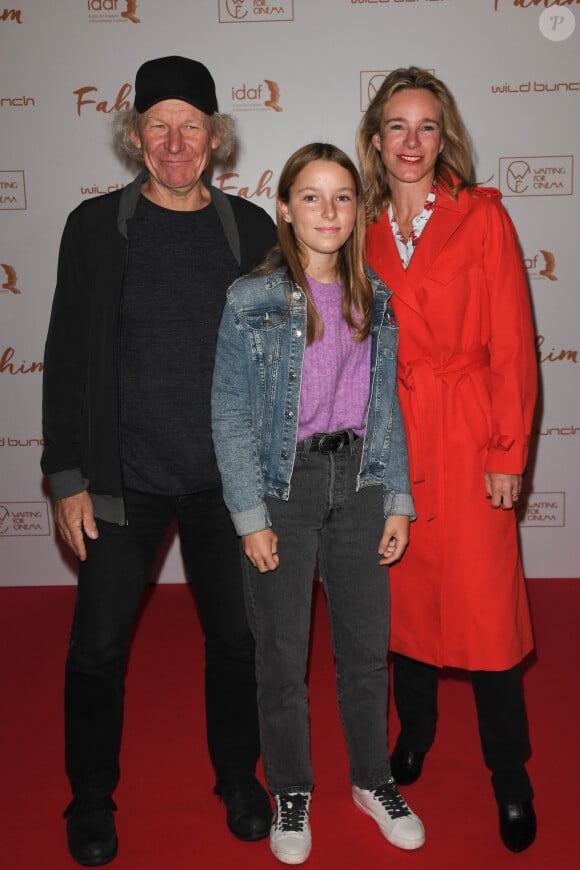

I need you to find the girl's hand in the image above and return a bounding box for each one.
[378,515,410,565]
[242,528,280,573]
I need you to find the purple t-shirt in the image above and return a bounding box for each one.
[297,275,371,443]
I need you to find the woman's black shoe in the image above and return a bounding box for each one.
[390,747,426,786]
[498,800,536,852]
[64,797,118,866]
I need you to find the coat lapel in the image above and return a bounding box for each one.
[405,188,467,282]
[367,189,469,322]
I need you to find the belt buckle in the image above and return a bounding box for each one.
[318,432,345,454]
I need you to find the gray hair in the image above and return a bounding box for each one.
[113,107,238,165]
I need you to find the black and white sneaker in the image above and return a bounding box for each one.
[353,777,425,850]
[270,792,312,865]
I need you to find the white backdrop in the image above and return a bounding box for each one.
[1,0,578,584]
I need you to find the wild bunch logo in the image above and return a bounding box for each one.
[231,79,283,112]
[0,502,51,536]
[80,181,125,197]
[0,96,35,107]
[218,0,294,23]
[494,0,579,10]
[0,436,45,447]
[87,0,140,23]
[500,156,573,196]
[0,8,22,22]
[491,79,579,94]
[518,492,566,528]
[1,263,21,294]
[533,423,580,436]
[525,250,558,281]
[351,0,449,4]
[0,170,26,209]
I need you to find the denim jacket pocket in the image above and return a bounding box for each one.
[246,307,290,364]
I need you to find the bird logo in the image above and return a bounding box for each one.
[264,80,283,112]
[120,0,140,24]
[1,263,21,294]
[539,250,557,281]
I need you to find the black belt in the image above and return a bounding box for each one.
[308,430,358,454]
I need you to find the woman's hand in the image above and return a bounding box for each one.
[484,472,522,510]
[242,528,280,573]
[378,515,410,565]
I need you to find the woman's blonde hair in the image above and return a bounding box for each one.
[257,142,373,345]
[357,66,475,222]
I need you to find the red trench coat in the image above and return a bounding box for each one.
[367,184,537,671]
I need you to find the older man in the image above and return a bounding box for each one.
[42,56,276,866]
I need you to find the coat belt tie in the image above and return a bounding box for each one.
[397,347,490,520]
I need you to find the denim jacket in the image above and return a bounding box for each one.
[211,267,415,536]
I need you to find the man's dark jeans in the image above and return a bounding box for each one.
[65,487,259,800]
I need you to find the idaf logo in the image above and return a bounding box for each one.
[231,79,283,112]
[87,0,140,23]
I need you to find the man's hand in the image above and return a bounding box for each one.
[484,472,522,510]
[378,515,410,566]
[54,491,98,561]
[242,528,280,573]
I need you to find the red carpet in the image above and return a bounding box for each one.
[1,579,578,869]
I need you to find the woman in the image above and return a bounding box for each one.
[211,143,425,864]
[357,67,538,853]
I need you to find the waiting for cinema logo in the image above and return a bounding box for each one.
[518,492,566,528]
[499,156,573,196]
[0,501,51,537]
[218,0,294,23]
[360,69,435,111]
[0,171,26,209]
[87,0,140,23]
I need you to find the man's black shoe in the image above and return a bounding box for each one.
[64,797,118,866]
[216,776,272,841]
[498,799,536,852]
[390,747,426,786]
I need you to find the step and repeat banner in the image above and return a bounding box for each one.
[1,1,578,584]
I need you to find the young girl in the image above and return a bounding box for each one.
[211,143,424,865]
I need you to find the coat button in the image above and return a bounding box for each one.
[281,450,289,460]
[292,291,301,300]
[285,410,294,419]
[289,371,296,380]
[293,329,302,338]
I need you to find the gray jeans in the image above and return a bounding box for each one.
[242,436,392,795]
